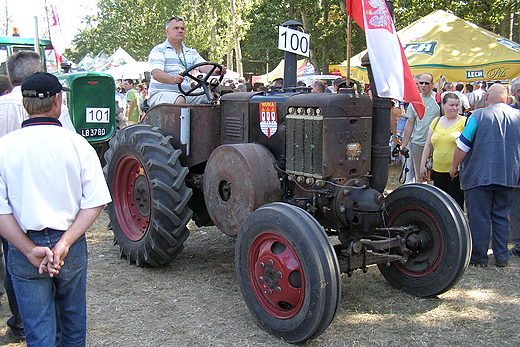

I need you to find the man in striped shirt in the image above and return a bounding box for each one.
[148,17,226,107]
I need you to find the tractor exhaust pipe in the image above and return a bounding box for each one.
[362,55,391,193]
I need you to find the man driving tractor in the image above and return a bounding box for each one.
[148,17,227,107]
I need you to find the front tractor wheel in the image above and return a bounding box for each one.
[104,125,193,267]
[235,203,341,343]
[378,184,471,297]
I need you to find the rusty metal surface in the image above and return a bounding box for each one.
[141,104,220,168]
[203,143,283,236]
[370,97,392,193]
[323,116,372,179]
[284,92,373,180]
[220,92,257,143]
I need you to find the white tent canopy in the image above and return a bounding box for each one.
[223,69,240,80]
[103,61,150,80]
[96,47,137,72]
[103,61,240,82]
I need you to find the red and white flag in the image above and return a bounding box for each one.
[346,0,424,118]
[49,3,65,67]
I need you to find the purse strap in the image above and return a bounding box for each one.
[432,116,441,131]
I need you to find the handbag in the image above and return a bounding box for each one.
[140,99,150,112]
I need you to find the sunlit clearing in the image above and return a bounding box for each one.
[467,290,490,299]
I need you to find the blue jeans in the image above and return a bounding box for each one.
[8,229,87,347]
[2,236,24,335]
[465,188,513,264]
[396,116,407,134]
[509,187,520,252]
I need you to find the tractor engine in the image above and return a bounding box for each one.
[219,88,387,237]
[282,90,385,234]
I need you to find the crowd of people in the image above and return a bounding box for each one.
[114,81,149,128]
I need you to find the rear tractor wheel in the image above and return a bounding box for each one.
[104,124,193,267]
[378,184,471,296]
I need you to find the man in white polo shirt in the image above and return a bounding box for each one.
[0,72,111,346]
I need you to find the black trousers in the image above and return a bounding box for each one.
[431,170,465,209]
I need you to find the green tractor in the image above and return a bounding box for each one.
[57,71,117,157]
[0,36,117,153]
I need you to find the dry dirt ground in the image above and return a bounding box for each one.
[0,164,519,346]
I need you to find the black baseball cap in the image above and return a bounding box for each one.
[21,72,71,99]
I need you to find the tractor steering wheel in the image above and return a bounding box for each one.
[178,62,224,103]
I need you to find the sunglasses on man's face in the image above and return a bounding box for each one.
[419,82,431,85]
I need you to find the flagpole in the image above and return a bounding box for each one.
[4,0,8,36]
[346,14,352,87]
[44,0,50,35]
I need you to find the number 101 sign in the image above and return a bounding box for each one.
[278,26,310,57]
[86,107,110,123]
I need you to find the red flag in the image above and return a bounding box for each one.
[346,0,424,118]
[49,3,65,67]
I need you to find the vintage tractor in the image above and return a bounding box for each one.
[103,59,470,342]
[0,37,117,148]
[57,71,117,160]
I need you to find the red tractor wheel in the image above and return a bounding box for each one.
[104,125,192,267]
[235,203,341,343]
[111,154,151,241]
[248,231,305,319]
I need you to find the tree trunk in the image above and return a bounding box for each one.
[300,8,318,73]
[227,47,234,72]
[210,8,218,61]
[321,0,330,74]
[517,13,520,43]
[230,0,243,76]
[501,10,512,39]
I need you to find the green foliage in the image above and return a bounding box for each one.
[394,0,520,38]
[242,0,366,75]
[68,0,519,75]
[66,0,255,68]
[240,0,286,75]
[67,0,179,62]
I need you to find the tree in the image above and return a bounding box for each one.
[394,0,520,42]
[241,0,365,76]
[68,0,519,76]
[181,0,253,76]
[66,0,178,62]
[66,0,239,65]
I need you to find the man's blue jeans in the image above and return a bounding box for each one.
[509,188,520,252]
[2,236,24,336]
[465,188,513,264]
[8,229,87,347]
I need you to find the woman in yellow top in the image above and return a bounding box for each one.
[420,93,466,208]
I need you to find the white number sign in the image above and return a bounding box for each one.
[85,108,110,123]
[278,26,310,57]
